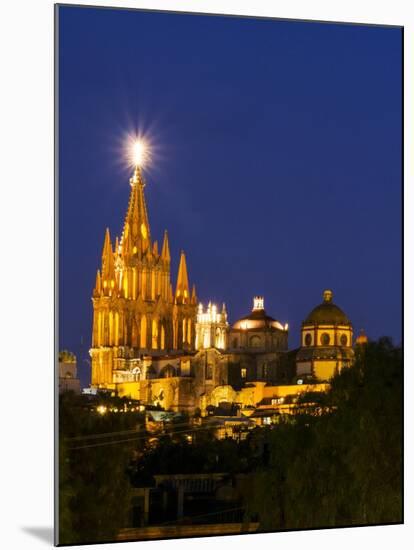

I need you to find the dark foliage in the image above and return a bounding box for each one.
[242,338,403,530]
[58,338,402,541]
[58,393,145,545]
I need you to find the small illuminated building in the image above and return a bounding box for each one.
[58,350,81,394]
[296,290,354,381]
[230,296,288,353]
[195,302,228,350]
[355,328,368,346]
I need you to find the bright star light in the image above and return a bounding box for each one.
[132,139,148,167]
[115,127,161,177]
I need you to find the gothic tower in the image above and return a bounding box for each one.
[90,165,197,387]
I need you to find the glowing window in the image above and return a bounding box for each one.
[241,368,247,379]
[271,397,284,405]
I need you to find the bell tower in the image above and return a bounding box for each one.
[90,153,197,388]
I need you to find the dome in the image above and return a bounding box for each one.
[303,290,351,326]
[232,296,286,331]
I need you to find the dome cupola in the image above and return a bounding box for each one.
[303,289,351,326]
[296,289,354,382]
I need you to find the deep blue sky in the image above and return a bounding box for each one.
[58,6,402,387]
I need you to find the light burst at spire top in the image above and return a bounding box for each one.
[115,126,161,177]
[130,138,149,168]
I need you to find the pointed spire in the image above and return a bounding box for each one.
[176,251,190,302]
[191,284,197,304]
[152,240,159,257]
[101,228,115,287]
[121,166,151,258]
[101,227,111,259]
[94,270,102,296]
[161,230,171,262]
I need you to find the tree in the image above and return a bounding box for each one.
[241,338,402,531]
[58,393,143,544]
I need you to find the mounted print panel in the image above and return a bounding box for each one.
[56,4,403,546]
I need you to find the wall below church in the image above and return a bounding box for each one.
[204,381,329,412]
[116,377,195,413]
[313,360,339,381]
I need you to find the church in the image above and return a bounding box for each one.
[89,159,358,414]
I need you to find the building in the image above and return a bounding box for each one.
[88,163,357,414]
[59,350,81,394]
[229,296,288,353]
[296,289,354,381]
[90,164,197,388]
[120,472,258,540]
[195,302,228,350]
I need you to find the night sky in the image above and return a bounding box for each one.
[58,6,402,388]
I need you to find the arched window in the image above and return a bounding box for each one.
[152,319,158,349]
[187,318,192,344]
[140,315,147,348]
[182,318,187,346]
[161,324,166,349]
[321,333,330,346]
[131,318,139,347]
[249,335,261,348]
[161,364,176,378]
[114,311,119,345]
[103,314,109,344]
[304,333,312,346]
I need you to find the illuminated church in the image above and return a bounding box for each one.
[90,154,357,413]
[90,164,197,387]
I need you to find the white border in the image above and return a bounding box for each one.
[0,1,411,549]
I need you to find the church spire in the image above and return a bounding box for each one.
[121,166,151,257]
[93,269,102,297]
[176,250,190,303]
[101,228,115,294]
[101,228,114,276]
[161,230,171,262]
[191,284,197,304]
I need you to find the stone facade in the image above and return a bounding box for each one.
[90,165,197,388]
